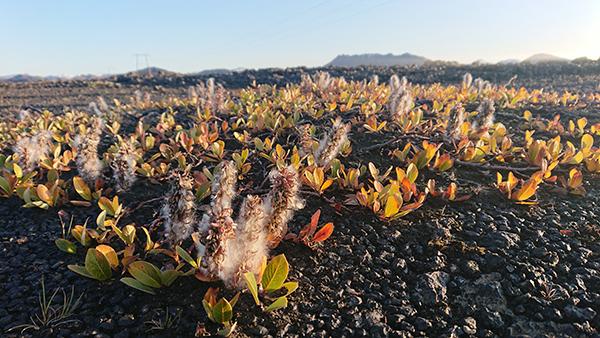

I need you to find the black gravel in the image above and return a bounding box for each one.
[2,176,600,337]
[1,67,600,337]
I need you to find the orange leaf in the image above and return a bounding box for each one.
[513,178,540,201]
[320,179,334,192]
[299,209,320,239]
[313,223,334,243]
[203,287,219,306]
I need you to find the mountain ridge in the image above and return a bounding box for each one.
[326,53,429,67]
[1,53,593,82]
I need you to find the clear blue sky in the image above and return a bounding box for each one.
[1,0,599,76]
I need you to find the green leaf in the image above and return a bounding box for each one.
[212,298,233,324]
[159,270,181,287]
[176,245,198,269]
[121,277,157,295]
[265,296,288,312]
[243,272,260,305]
[55,238,76,254]
[0,176,10,194]
[127,261,162,288]
[261,254,289,292]
[84,248,112,281]
[67,264,95,279]
[47,169,59,183]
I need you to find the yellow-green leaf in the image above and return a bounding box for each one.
[73,176,92,201]
[262,254,289,292]
[212,298,233,324]
[84,248,112,281]
[55,238,76,254]
[243,272,260,305]
[265,296,288,312]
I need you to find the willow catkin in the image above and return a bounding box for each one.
[74,117,104,184]
[264,165,304,248]
[110,138,137,191]
[162,173,197,244]
[315,117,350,167]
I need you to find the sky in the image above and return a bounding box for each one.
[1,0,599,76]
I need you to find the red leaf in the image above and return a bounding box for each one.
[453,194,472,202]
[300,209,320,239]
[559,229,572,236]
[313,223,334,243]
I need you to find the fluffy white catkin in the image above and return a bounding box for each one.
[264,165,305,248]
[162,173,197,244]
[13,130,53,171]
[314,117,350,167]
[110,138,137,191]
[74,117,104,184]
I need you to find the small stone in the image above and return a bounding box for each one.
[415,271,449,305]
[463,260,480,277]
[414,317,432,331]
[480,310,503,329]
[462,317,477,335]
[113,329,129,338]
[564,305,597,322]
[117,314,135,327]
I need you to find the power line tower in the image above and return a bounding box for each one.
[134,53,150,75]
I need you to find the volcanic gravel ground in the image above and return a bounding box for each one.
[1,166,600,337]
[2,69,600,337]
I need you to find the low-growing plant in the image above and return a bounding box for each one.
[496,171,543,204]
[426,180,471,202]
[285,209,334,247]
[202,287,239,336]
[55,211,77,254]
[98,195,123,217]
[8,277,83,333]
[303,166,334,194]
[145,307,182,332]
[243,254,298,312]
[410,141,441,169]
[120,260,183,295]
[356,164,426,219]
[559,168,586,196]
[67,246,117,281]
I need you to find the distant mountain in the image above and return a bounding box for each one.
[125,67,180,77]
[326,53,429,67]
[471,59,490,65]
[71,74,110,81]
[0,74,65,82]
[191,68,246,76]
[522,53,569,64]
[498,59,520,65]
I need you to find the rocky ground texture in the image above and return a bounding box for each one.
[1,65,600,337]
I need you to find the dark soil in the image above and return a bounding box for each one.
[1,66,600,338]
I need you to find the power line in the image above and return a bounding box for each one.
[134,53,150,73]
